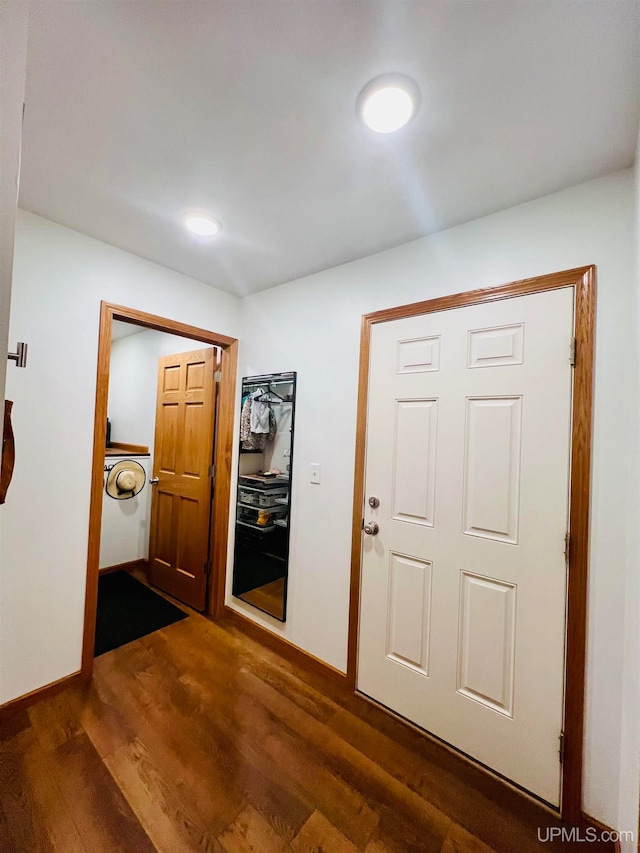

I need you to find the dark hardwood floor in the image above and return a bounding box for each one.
[0,608,597,852]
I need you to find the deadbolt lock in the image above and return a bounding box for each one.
[368,496,380,508]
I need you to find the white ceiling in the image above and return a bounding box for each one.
[19,1,640,297]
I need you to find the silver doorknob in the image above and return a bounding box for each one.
[363,522,379,536]
[149,477,159,485]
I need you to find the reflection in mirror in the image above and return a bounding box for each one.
[232,372,296,620]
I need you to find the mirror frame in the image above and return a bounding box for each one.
[232,371,296,621]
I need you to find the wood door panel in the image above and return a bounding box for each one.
[175,496,202,578]
[162,364,181,393]
[157,403,180,473]
[149,347,217,610]
[185,360,206,391]
[153,490,176,567]
[183,402,206,477]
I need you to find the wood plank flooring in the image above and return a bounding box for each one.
[0,608,597,852]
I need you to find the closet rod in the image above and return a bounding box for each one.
[243,378,294,388]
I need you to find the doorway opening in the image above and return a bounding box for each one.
[82,302,238,680]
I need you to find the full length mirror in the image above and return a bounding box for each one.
[232,372,296,621]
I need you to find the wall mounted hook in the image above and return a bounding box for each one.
[7,342,27,368]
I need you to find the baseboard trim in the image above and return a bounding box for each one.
[222,605,348,685]
[0,671,83,719]
[99,558,148,576]
[579,813,624,852]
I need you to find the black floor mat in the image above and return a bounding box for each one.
[95,571,188,656]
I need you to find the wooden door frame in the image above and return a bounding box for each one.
[81,301,238,681]
[348,266,596,825]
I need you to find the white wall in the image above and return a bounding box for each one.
[0,1,28,409]
[0,210,240,703]
[617,135,640,853]
[99,454,153,569]
[0,0,29,718]
[235,170,636,828]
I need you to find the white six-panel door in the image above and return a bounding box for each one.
[357,287,574,805]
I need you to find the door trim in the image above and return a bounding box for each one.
[348,265,596,823]
[81,301,238,680]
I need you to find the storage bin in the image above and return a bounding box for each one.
[257,488,288,507]
[239,474,289,490]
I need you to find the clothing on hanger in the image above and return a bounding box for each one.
[250,394,270,434]
[240,389,277,451]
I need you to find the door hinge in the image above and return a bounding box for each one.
[208,464,216,482]
[569,337,577,366]
[204,559,212,576]
[559,731,565,764]
[564,532,570,563]
[214,369,222,383]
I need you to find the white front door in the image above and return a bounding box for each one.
[357,287,574,805]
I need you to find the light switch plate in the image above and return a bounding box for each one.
[310,463,321,484]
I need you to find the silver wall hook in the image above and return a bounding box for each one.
[7,342,27,368]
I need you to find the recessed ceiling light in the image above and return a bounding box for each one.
[357,74,420,134]
[183,213,222,237]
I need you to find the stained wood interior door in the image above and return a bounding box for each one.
[357,288,574,806]
[149,347,217,610]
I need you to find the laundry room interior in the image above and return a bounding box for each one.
[99,321,216,574]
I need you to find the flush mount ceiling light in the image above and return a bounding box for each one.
[182,212,222,237]
[357,74,420,134]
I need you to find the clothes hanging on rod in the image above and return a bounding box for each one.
[240,391,276,452]
[243,373,294,390]
[256,384,285,402]
[250,390,271,434]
